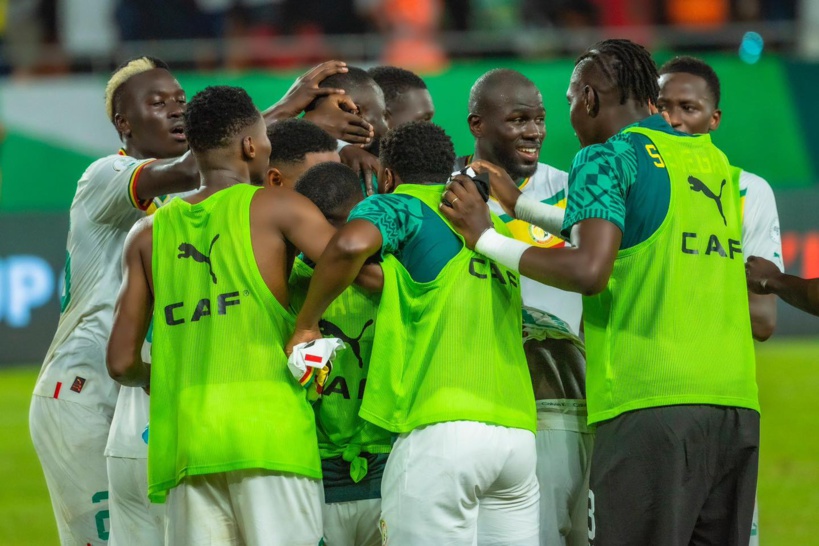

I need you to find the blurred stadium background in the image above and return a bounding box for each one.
[0,0,818,543]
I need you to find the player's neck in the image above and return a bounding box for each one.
[199,168,251,191]
[606,105,653,140]
[122,143,150,160]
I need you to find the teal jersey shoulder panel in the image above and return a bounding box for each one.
[562,115,674,249]
[348,190,463,282]
[621,132,672,249]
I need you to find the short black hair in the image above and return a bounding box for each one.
[379,121,455,185]
[267,119,337,165]
[318,66,375,93]
[468,68,536,115]
[294,162,362,218]
[659,56,721,108]
[184,86,260,153]
[576,39,659,106]
[368,66,427,104]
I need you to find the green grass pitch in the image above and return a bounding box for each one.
[2,338,817,544]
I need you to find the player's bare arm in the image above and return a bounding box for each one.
[135,152,200,201]
[274,191,383,293]
[107,217,154,389]
[441,176,621,296]
[747,256,819,317]
[748,292,777,341]
[286,219,383,354]
[251,188,382,305]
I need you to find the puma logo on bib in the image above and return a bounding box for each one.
[178,234,220,284]
[688,176,727,226]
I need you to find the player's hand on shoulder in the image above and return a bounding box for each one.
[340,146,380,196]
[746,256,781,294]
[469,160,521,218]
[440,175,492,250]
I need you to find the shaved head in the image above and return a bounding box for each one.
[469,69,538,116]
[468,68,545,181]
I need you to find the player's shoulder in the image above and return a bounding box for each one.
[125,214,154,251]
[130,213,155,234]
[85,153,142,177]
[355,192,414,210]
[527,161,569,200]
[350,192,417,222]
[572,137,631,167]
[737,168,774,196]
[533,161,568,182]
[78,153,149,195]
[570,138,635,184]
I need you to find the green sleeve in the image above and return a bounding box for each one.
[347,194,424,260]
[561,139,636,238]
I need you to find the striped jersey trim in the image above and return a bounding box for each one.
[127,159,156,211]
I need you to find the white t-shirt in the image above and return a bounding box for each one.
[739,169,784,272]
[455,157,583,335]
[33,153,155,415]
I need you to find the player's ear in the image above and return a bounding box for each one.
[267,168,284,188]
[242,136,256,161]
[114,113,131,139]
[710,108,722,132]
[381,167,396,194]
[467,113,482,138]
[583,85,599,118]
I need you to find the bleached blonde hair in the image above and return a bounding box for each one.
[104,57,163,122]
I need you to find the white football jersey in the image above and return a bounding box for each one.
[456,157,583,335]
[739,169,784,272]
[33,153,156,414]
[105,342,151,459]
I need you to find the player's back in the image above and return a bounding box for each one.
[354,183,536,435]
[581,124,757,423]
[34,154,154,413]
[148,183,321,502]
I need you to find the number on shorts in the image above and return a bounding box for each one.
[588,489,596,541]
[92,490,110,541]
[60,250,72,312]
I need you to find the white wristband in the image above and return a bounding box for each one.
[474,228,530,273]
[514,194,566,237]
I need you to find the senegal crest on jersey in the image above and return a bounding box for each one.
[505,218,567,248]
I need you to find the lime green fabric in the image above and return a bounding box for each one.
[583,127,758,424]
[149,184,321,502]
[289,258,392,480]
[359,183,536,434]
